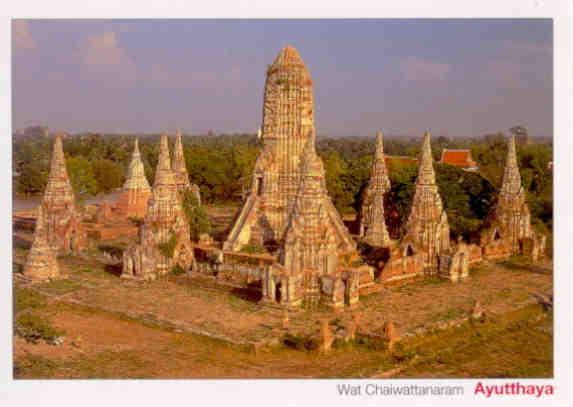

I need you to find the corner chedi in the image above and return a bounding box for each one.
[359,130,392,247]
[115,138,152,219]
[221,45,370,309]
[396,131,450,274]
[22,205,60,282]
[172,129,201,205]
[481,135,546,260]
[40,132,86,254]
[122,134,194,280]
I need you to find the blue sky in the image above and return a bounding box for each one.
[12,19,552,138]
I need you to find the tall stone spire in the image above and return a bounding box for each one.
[403,131,450,271]
[42,133,75,210]
[154,134,176,188]
[122,135,193,280]
[224,45,353,255]
[22,205,60,282]
[41,133,86,253]
[417,131,437,186]
[489,134,533,253]
[115,137,151,219]
[173,129,191,189]
[499,134,522,196]
[124,138,150,189]
[359,130,391,247]
[172,129,202,204]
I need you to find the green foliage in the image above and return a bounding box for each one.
[181,190,211,241]
[157,233,178,259]
[66,156,97,196]
[14,288,47,313]
[13,131,552,240]
[92,158,124,192]
[15,313,64,344]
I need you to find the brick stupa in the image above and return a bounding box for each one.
[172,129,201,205]
[115,138,151,219]
[41,133,86,254]
[481,135,545,259]
[22,205,60,282]
[403,131,450,271]
[122,134,194,280]
[228,46,366,308]
[359,131,392,247]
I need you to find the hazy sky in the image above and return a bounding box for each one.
[12,19,552,138]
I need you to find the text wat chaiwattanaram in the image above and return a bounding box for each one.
[18,46,547,310]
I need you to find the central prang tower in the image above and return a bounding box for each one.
[225,45,331,251]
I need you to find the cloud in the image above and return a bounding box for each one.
[79,31,136,82]
[401,56,451,81]
[13,20,36,50]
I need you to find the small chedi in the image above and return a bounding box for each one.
[122,134,194,280]
[214,46,369,309]
[481,135,546,260]
[172,129,201,204]
[114,138,152,219]
[40,133,86,254]
[380,132,450,282]
[22,205,60,282]
[358,131,392,248]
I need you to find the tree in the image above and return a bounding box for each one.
[92,158,124,193]
[181,190,211,241]
[66,156,97,196]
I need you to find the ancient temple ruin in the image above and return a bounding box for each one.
[172,129,201,205]
[359,131,392,247]
[40,133,86,254]
[22,205,60,282]
[481,135,545,260]
[387,132,450,276]
[115,138,152,219]
[224,45,317,251]
[200,46,370,309]
[122,134,194,280]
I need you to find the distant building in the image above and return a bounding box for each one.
[439,149,479,172]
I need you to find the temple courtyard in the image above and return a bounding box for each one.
[12,206,553,378]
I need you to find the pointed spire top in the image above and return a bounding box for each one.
[500,134,523,195]
[417,131,436,185]
[272,45,306,68]
[133,137,140,155]
[375,130,385,158]
[174,129,184,157]
[157,133,172,173]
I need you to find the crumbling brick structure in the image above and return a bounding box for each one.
[122,134,194,280]
[22,205,60,282]
[481,135,545,260]
[40,133,87,254]
[114,138,152,220]
[358,131,392,247]
[402,131,450,272]
[172,129,201,205]
[221,46,368,308]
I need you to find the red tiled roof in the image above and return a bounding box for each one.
[439,149,477,168]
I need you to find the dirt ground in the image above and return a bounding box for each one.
[12,206,553,379]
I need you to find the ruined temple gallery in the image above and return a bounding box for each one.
[21,45,546,312]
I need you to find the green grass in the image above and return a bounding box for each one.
[15,312,64,344]
[37,278,83,296]
[14,287,47,313]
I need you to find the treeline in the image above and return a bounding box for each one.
[12,132,553,238]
